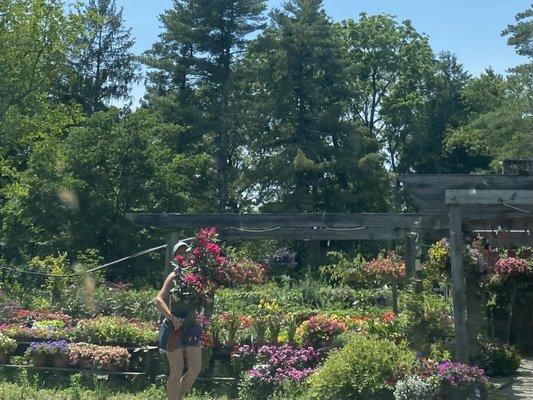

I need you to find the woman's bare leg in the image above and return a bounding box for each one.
[177,346,202,400]
[166,348,184,400]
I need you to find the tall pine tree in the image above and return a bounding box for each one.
[58,0,138,114]
[143,0,266,211]
[240,0,390,212]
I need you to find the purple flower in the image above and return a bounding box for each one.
[25,340,69,356]
[438,361,487,388]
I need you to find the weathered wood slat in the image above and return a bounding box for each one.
[400,175,533,212]
[449,205,468,363]
[219,227,440,241]
[126,213,449,230]
[477,232,533,247]
[0,364,146,376]
[446,190,533,205]
[463,215,533,230]
[401,174,533,189]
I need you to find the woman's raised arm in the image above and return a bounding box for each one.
[155,272,178,322]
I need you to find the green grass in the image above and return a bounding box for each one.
[0,382,230,400]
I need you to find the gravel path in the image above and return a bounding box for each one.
[498,358,533,399]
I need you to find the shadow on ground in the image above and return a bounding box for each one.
[497,358,533,400]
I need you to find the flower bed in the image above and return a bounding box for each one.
[0,324,71,341]
[72,316,157,346]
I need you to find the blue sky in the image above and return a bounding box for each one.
[116,0,530,106]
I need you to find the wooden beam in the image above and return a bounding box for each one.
[400,174,533,213]
[446,189,533,205]
[219,227,422,241]
[404,234,417,280]
[126,213,449,230]
[477,232,533,247]
[463,215,533,230]
[165,233,179,277]
[449,205,468,362]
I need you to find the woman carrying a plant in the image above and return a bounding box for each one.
[156,228,227,400]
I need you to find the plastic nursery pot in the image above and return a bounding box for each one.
[31,354,49,367]
[52,354,69,368]
[102,364,120,372]
[77,358,93,369]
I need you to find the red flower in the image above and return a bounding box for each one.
[381,311,396,324]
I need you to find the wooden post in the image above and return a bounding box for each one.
[404,234,416,281]
[465,268,486,359]
[165,232,180,277]
[391,280,398,314]
[449,205,468,362]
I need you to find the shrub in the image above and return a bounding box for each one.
[308,335,414,400]
[6,309,73,325]
[393,376,439,400]
[0,324,70,340]
[0,333,17,354]
[72,316,157,346]
[226,258,268,286]
[95,286,159,322]
[319,252,367,287]
[474,339,521,376]
[399,291,453,356]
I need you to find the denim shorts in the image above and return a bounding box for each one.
[159,318,202,352]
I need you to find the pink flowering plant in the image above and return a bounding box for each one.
[492,257,529,278]
[437,361,488,398]
[69,342,130,370]
[226,258,268,286]
[235,344,323,398]
[363,251,405,281]
[172,227,230,301]
[296,314,346,348]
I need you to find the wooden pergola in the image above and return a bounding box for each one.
[400,174,533,362]
[126,172,533,362]
[127,212,448,314]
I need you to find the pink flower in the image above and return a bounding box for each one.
[205,242,221,256]
[493,257,529,277]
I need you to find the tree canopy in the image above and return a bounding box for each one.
[0,0,531,281]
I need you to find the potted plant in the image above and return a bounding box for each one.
[437,361,489,400]
[94,345,130,371]
[69,343,95,369]
[69,342,130,371]
[50,340,70,367]
[0,333,17,364]
[25,340,70,367]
